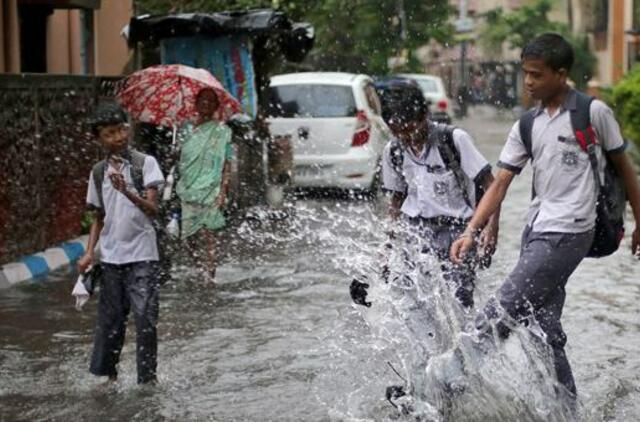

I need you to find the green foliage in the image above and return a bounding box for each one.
[568,32,596,88]
[480,0,564,51]
[611,65,640,147]
[134,0,453,74]
[479,0,596,89]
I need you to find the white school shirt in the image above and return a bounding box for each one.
[497,91,625,233]
[86,154,165,264]
[382,126,491,219]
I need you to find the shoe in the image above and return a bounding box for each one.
[386,385,414,414]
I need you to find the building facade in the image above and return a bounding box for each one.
[570,0,640,87]
[1,0,133,75]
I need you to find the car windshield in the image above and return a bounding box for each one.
[416,79,439,94]
[267,84,356,118]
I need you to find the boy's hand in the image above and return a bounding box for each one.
[109,172,127,193]
[77,253,93,274]
[478,223,498,257]
[450,236,476,265]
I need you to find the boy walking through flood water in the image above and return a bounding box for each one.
[451,33,640,401]
[375,80,499,406]
[77,102,165,384]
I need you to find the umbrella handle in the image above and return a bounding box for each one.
[171,125,178,147]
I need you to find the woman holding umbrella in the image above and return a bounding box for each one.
[176,87,233,280]
[117,64,242,281]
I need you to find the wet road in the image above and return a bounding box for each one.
[1,107,639,421]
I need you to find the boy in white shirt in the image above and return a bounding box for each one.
[451,33,640,401]
[77,102,165,384]
[375,80,498,406]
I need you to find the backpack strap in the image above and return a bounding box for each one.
[518,108,538,199]
[435,124,474,209]
[518,108,537,158]
[91,160,107,211]
[389,138,407,195]
[569,92,602,189]
[389,138,404,174]
[128,149,147,196]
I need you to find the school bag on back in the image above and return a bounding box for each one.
[518,91,626,258]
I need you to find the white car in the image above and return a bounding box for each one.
[398,73,453,124]
[266,72,391,191]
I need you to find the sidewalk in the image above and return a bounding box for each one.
[0,235,88,288]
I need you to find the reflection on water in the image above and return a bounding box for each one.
[1,108,639,421]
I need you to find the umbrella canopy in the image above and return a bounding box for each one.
[116,64,242,127]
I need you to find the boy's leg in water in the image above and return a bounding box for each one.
[390,221,460,401]
[442,262,475,310]
[429,224,476,310]
[90,264,130,380]
[477,226,594,397]
[124,262,160,384]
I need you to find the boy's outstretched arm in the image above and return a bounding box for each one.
[77,211,104,273]
[451,168,515,264]
[609,151,640,254]
[478,172,502,257]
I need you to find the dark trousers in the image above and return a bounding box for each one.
[477,226,594,396]
[90,261,159,384]
[405,217,476,309]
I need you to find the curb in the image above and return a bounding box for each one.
[0,235,89,288]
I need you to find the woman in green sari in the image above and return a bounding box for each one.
[176,88,233,280]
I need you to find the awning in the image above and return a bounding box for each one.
[126,9,314,62]
[128,10,292,42]
[18,0,101,9]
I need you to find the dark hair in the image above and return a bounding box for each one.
[379,78,429,124]
[197,87,219,99]
[90,101,128,135]
[521,33,574,72]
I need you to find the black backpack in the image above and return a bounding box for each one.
[518,90,626,258]
[389,123,486,209]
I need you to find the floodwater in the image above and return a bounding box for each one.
[1,107,638,421]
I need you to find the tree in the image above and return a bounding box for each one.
[479,0,596,89]
[611,65,640,149]
[133,0,453,75]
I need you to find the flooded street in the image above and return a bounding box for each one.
[1,108,639,421]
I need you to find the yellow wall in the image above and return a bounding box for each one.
[94,0,133,75]
[1,0,20,73]
[1,0,132,75]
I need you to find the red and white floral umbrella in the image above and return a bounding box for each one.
[116,64,242,127]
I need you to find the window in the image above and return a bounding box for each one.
[416,79,438,93]
[267,84,356,118]
[19,5,52,72]
[364,83,382,115]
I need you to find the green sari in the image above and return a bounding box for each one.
[176,121,233,239]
